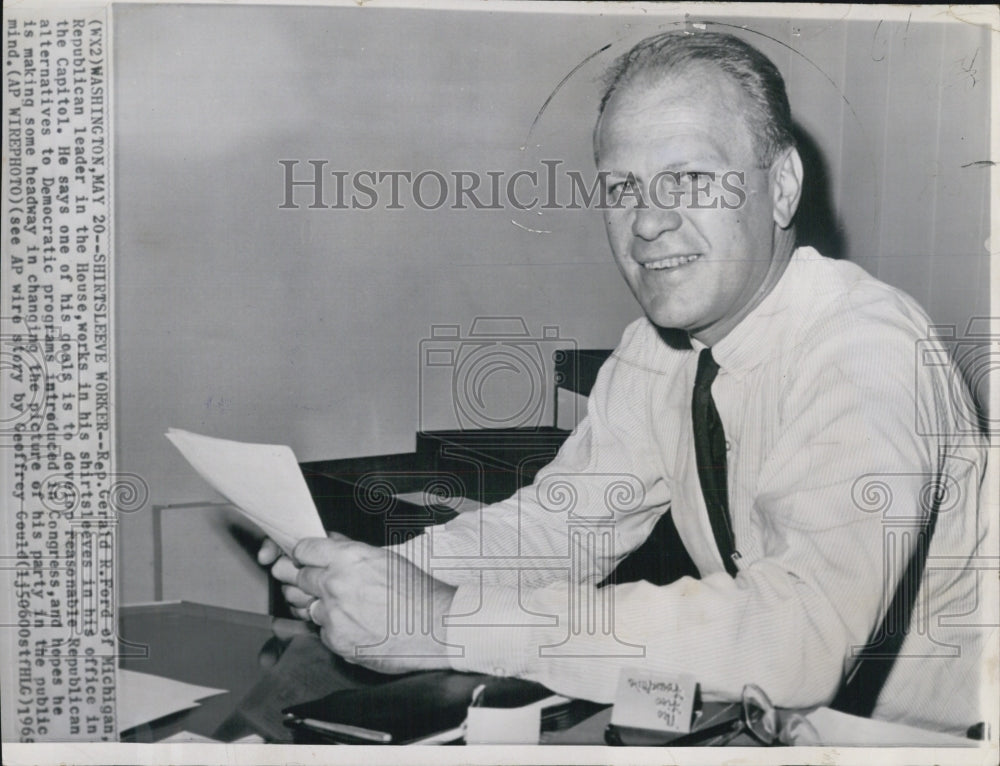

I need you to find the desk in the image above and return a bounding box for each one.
[120,601,979,748]
[119,601,750,746]
[119,602,276,742]
[119,601,620,744]
[129,602,980,748]
[121,601,428,743]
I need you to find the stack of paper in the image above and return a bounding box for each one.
[165,428,327,555]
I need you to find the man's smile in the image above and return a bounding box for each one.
[640,253,703,271]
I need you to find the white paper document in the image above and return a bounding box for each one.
[158,731,265,744]
[117,669,226,733]
[804,707,975,747]
[165,428,327,555]
[465,694,570,745]
[156,730,219,743]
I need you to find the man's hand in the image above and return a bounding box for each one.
[258,532,456,674]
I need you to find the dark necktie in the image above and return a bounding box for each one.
[692,348,738,577]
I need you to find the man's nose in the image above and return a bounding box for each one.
[631,204,683,241]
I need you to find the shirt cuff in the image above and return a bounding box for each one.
[444,582,538,679]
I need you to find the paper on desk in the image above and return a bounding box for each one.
[158,730,220,743]
[466,705,541,744]
[804,707,974,747]
[165,428,326,555]
[465,693,569,744]
[158,730,265,744]
[117,668,226,732]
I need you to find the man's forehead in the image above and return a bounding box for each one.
[595,65,758,166]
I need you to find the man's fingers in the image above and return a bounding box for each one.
[294,535,358,567]
[270,555,301,585]
[289,596,329,626]
[282,584,313,608]
[289,595,324,623]
[257,538,281,566]
[307,598,326,626]
[295,563,333,598]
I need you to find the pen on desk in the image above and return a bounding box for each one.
[285,714,393,744]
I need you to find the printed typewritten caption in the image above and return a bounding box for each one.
[2,6,117,742]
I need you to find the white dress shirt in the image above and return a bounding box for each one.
[391,247,990,734]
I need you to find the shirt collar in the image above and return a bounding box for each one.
[689,246,817,376]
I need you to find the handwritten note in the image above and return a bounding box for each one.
[610,669,698,734]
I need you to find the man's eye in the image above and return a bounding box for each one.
[609,180,635,194]
[680,171,717,187]
[607,179,639,203]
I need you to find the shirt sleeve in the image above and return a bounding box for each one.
[387,318,673,590]
[443,302,958,710]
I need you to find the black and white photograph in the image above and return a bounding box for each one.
[1,2,997,764]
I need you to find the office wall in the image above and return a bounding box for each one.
[114,6,991,604]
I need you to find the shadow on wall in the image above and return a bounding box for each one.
[793,122,846,261]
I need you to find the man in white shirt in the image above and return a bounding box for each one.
[260,30,989,734]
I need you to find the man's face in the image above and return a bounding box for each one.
[596,66,790,346]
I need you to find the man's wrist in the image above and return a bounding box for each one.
[445,584,538,678]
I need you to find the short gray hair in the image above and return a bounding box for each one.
[598,30,795,166]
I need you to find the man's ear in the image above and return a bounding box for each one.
[771,146,803,229]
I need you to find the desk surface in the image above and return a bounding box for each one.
[118,601,623,745]
[118,601,755,746]
[119,601,277,742]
